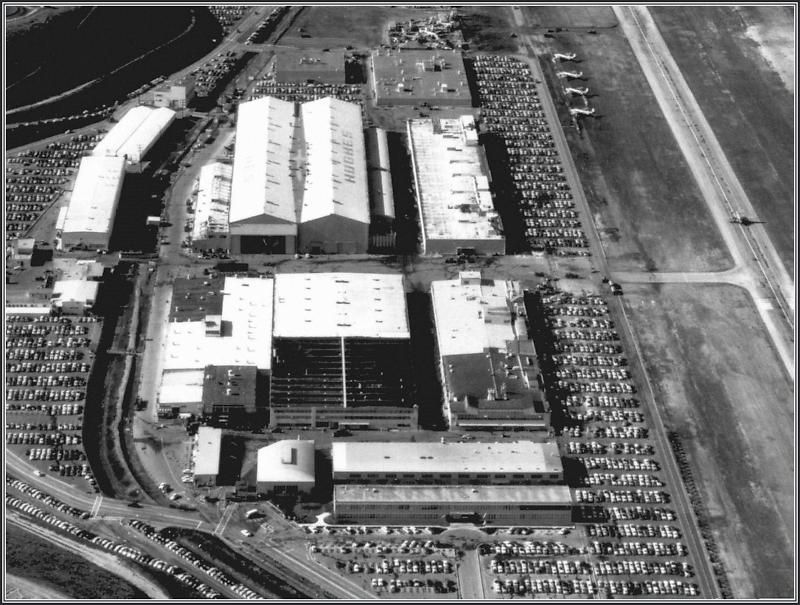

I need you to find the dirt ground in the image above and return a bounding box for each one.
[622,283,794,598]
[522,6,733,274]
[650,6,795,277]
[5,574,71,600]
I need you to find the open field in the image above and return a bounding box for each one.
[523,6,733,273]
[280,6,431,48]
[622,283,794,598]
[650,6,795,277]
[5,522,148,599]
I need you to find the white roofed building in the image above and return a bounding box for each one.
[430,271,550,432]
[93,106,176,164]
[62,156,126,250]
[158,277,273,417]
[50,280,99,315]
[407,116,505,255]
[256,439,316,496]
[270,273,416,430]
[192,162,233,251]
[298,98,370,254]
[227,96,370,255]
[193,426,222,487]
[332,440,563,485]
[228,96,299,254]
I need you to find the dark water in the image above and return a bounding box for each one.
[6,7,222,138]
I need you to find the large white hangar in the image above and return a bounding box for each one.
[93,105,176,165]
[60,155,126,251]
[269,273,416,430]
[227,96,371,255]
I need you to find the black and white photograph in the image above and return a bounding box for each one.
[3,2,796,601]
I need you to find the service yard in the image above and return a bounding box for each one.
[523,6,733,273]
[622,283,794,598]
[650,6,795,276]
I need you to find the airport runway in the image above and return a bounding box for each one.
[614,5,794,381]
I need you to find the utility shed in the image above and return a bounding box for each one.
[256,439,316,496]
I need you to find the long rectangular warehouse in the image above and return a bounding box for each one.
[61,155,126,251]
[334,484,573,526]
[332,440,563,484]
[93,105,176,164]
[408,115,505,255]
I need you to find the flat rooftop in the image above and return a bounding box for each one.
[407,116,503,246]
[193,162,232,240]
[371,49,472,105]
[332,441,563,475]
[164,276,273,371]
[194,426,222,477]
[202,365,257,414]
[170,276,224,322]
[93,105,176,163]
[257,439,316,484]
[335,484,572,505]
[273,273,409,339]
[430,272,522,357]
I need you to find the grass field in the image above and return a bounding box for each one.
[6,524,147,599]
[623,283,794,598]
[650,6,794,277]
[525,7,733,273]
[281,6,431,48]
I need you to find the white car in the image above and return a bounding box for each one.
[240,529,253,537]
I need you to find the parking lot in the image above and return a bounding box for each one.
[5,132,103,238]
[306,530,460,598]
[5,314,102,490]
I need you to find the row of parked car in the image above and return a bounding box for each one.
[473,54,589,254]
[127,521,261,599]
[6,134,101,236]
[7,432,82,445]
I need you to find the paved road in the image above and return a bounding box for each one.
[7,514,171,599]
[615,6,794,381]
[510,10,722,598]
[457,548,485,599]
[6,450,209,530]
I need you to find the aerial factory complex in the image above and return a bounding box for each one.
[4,4,794,602]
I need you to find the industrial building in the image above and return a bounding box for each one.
[191,161,232,251]
[272,50,345,83]
[193,426,222,487]
[228,96,370,255]
[270,273,416,430]
[334,484,573,526]
[430,271,550,431]
[93,105,176,165]
[407,116,505,255]
[60,155,126,251]
[332,441,563,485]
[364,127,395,222]
[149,76,195,110]
[256,439,316,497]
[157,277,273,418]
[371,49,473,106]
[50,280,99,315]
[201,365,260,427]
